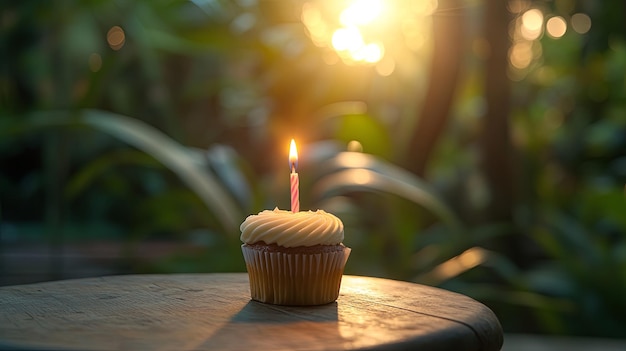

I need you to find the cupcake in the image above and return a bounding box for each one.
[240,208,351,306]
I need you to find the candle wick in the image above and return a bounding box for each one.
[291,163,296,173]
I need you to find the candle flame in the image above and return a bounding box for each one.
[289,139,298,172]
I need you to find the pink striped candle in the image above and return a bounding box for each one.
[289,139,300,213]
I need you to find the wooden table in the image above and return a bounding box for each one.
[0,273,503,350]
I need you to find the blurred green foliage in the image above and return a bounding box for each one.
[1,0,625,339]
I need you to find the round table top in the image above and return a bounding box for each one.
[0,273,503,351]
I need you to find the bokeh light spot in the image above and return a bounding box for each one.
[508,0,530,14]
[509,41,533,69]
[375,57,395,76]
[107,26,125,50]
[546,16,567,38]
[88,53,102,72]
[544,107,564,131]
[534,65,556,85]
[521,8,543,40]
[571,13,591,34]
[347,140,363,152]
[302,2,329,47]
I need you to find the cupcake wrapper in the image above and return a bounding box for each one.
[241,245,351,306]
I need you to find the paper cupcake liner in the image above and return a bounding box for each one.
[241,245,351,306]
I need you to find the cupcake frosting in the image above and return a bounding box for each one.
[240,208,344,247]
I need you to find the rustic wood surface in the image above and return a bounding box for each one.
[0,273,503,351]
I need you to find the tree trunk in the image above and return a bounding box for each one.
[481,0,514,224]
[404,0,466,177]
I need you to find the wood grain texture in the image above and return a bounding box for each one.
[0,273,503,351]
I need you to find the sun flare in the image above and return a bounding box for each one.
[302,0,437,70]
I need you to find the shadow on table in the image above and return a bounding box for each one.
[231,300,339,323]
[197,300,346,350]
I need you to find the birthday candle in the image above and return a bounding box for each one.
[289,139,300,213]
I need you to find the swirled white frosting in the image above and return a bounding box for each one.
[240,208,344,247]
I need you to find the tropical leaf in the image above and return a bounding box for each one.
[65,149,162,199]
[4,109,242,233]
[312,151,463,232]
[205,144,253,209]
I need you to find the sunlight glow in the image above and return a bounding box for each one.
[412,0,438,16]
[353,43,384,63]
[332,26,364,52]
[331,0,385,65]
[429,248,487,282]
[301,0,436,70]
[332,27,384,64]
[340,0,383,26]
[546,16,567,38]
